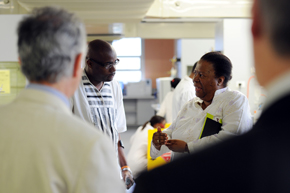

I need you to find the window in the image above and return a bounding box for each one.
[112,38,142,84]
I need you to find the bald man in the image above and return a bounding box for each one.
[70,39,134,189]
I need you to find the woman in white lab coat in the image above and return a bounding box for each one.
[151,52,253,161]
[157,78,181,123]
[127,115,166,178]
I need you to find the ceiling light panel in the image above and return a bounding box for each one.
[17,0,155,23]
[146,0,252,18]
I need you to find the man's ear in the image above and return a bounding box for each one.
[86,58,92,69]
[251,0,262,38]
[18,57,22,65]
[72,53,82,78]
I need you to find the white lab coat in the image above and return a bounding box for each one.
[127,123,154,177]
[151,87,253,160]
[0,88,125,193]
[172,76,196,121]
[157,90,174,123]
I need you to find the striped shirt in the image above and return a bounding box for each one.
[70,71,127,159]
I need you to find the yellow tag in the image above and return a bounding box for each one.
[0,70,10,94]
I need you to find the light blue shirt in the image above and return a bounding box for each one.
[26,84,70,107]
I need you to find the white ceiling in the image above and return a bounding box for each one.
[0,0,253,39]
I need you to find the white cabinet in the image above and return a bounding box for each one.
[123,96,156,127]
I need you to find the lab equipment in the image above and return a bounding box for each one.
[156,77,173,104]
[126,79,152,97]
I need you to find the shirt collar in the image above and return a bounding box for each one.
[184,75,193,81]
[214,87,228,97]
[194,87,228,104]
[26,83,70,107]
[263,70,290,111]
[82,70,107,91]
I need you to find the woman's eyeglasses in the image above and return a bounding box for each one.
[87,58,119,69]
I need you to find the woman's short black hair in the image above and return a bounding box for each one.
[171,78,181,89]
[200,52,232,87]
[141,115,165,130]
[191,62,198,73]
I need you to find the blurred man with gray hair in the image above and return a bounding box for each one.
[0,7,125,193]
[134,0,290,192]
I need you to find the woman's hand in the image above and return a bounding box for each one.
[165,139,189,153]
[152,127,168,150]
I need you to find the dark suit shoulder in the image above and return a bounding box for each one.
[134,94,290,193]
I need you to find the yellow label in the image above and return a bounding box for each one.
[0,70,10,94]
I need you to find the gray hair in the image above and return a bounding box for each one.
[259,0,290,56]
[17,7,86,83]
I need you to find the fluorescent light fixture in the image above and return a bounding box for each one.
[164,0,231,5]
[236,1,252,5]
[142,18,222,23]
[0,0,12,9]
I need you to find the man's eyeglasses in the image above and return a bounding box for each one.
[87,58,119,69]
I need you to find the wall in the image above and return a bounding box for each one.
[215,19,264,114]
[0,15,25,62]
[215,21,224,52]
[222,19,254,94]
[144,39,175,89]
[0,15,27,106]
[126,22,215,39]
[177,39,215,78]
